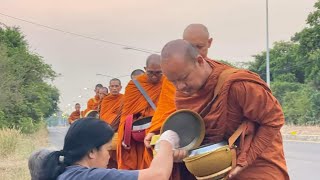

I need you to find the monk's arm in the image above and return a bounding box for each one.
[229,81,285,166]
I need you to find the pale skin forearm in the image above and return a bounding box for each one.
[138,141,173,180]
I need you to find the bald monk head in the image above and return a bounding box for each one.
[183,24,212,58]
[144,54,163,84]
[161,39,212,95]
[109,78,122,95]
[130,69,145,80]
[98,87,109,99]
[75,103,81,112]
[95,84,103,96]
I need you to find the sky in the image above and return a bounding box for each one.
[0,0,317,113]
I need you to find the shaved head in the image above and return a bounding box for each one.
[183,24,209,39]
[161,39,199,63]
[183,24,212,58]
[109,78,122,95]
[110,78,121,86]
[75,103,80,111]
[99,87,109,99]
[160,39,212,95]
[131,69,145,80]
[100,87,108,94]
[146,54,161,67]
[145,54,162,84]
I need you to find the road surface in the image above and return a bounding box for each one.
[48,126,320,180]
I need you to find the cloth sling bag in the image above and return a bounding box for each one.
[123,79,157,148]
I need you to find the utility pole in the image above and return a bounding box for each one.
[266,0,271,87]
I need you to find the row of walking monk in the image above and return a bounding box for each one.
[67,24,289,180]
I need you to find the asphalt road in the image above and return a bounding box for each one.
[48,127,320,180]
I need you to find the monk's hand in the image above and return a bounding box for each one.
[228,165,245,179]
[144,132,155,148]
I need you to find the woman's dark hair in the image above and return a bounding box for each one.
[42,118,114,180]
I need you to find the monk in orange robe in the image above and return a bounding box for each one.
[98,79,123,169]
[143,24,214,179]
[100,78,123,129]
[160,39,289,180]
[82,84,103,117]
[117,54,164,170]
[97,87,109,113]
[68,103,81,124]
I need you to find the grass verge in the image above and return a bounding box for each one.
[0,125,48,180]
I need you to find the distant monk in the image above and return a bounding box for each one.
[117,54,164,170]
[98,87,109,113]
[100,78,123,131]
[143,24,214,175]
[160,39,289,180]
[68,103,81,125]
[82,84,103,117]
[130,69,145,79]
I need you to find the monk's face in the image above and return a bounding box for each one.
[75,104,81,111]
[95,87,101,96]
[145,64,163,84]
[162,55,207,95]
[183,33,212,58]
[88,141,112,168]
[109,80,122,95]
[99,89,108,99]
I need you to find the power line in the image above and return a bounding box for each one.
[0,12,159,54]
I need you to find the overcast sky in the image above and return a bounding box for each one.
[0,0,317,113]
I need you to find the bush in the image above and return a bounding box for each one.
[281,85,320,125]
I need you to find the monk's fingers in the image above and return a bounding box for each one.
[121,141,131,150]
[144,139,151,148]
[144,133,155,148]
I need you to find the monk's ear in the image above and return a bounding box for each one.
[208,38,213,48]
[196,55,205,65]
[144,67,146,71]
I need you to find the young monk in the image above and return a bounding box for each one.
[82,84,103,116]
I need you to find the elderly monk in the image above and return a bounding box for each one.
[145,24,213,144]
[160,39,289,180]
[143,24,214,173]
[131,69,145,80]
[100,78,123,130]
[117,54,164,170]
[82,84,103,117]
[68,103,81,125]
[98,79,123,169]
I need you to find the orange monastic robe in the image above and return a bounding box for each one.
[100,93,124,130]
[82,95,100,116]
[147,77,176,134]
[175,59,289,180]
[68,111,81,124]
[142,77,177,167]
[117,74,163,170]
